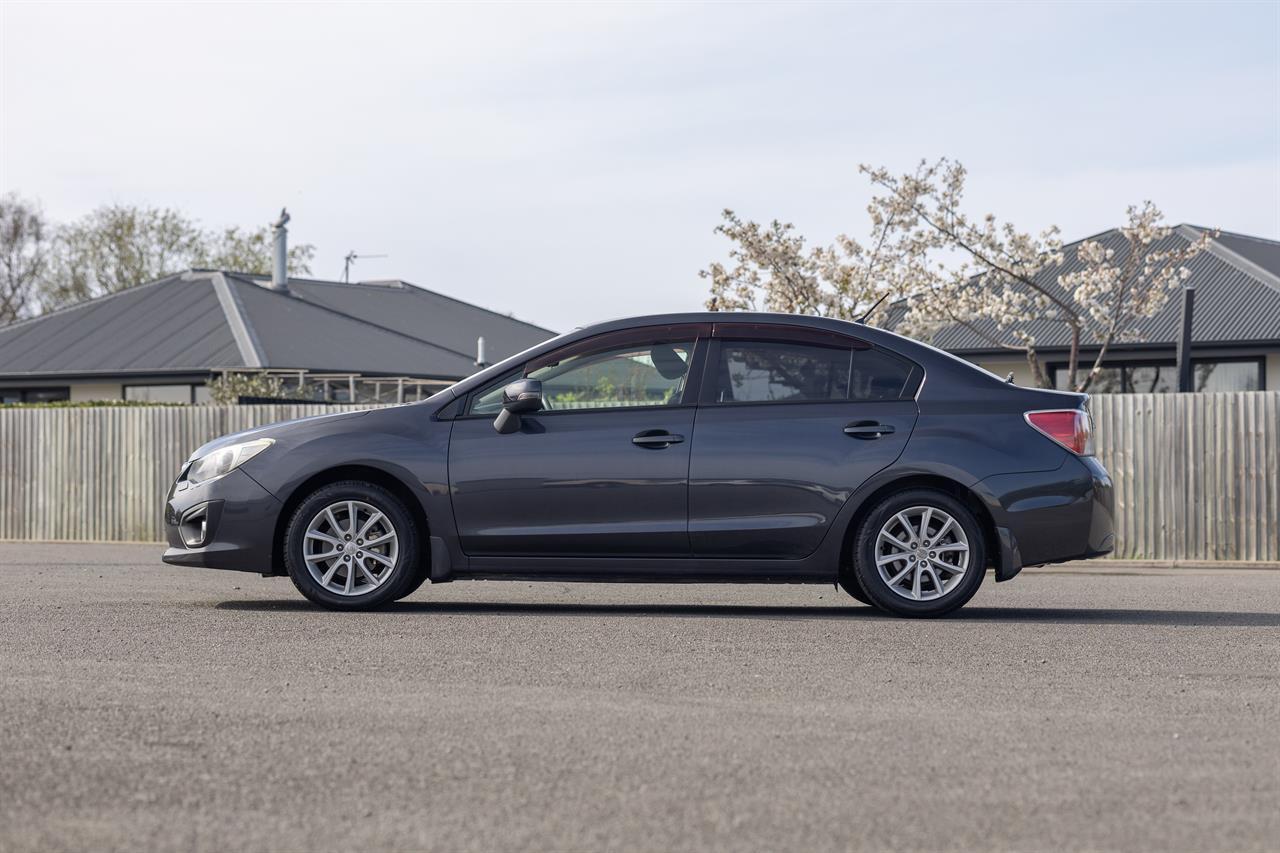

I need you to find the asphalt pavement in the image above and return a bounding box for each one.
[1,543,1277,852]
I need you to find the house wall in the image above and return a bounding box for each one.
[70,382,124,402]
[1267,353,1279,391]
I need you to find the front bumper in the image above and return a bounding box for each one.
[162,468,282,574]
[976,454,1115,579]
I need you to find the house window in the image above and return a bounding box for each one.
[0,387,70,403]
[1052,358,1262,393]
[1193,360,1261,392]
[125,384,199,404]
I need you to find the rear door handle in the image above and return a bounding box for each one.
[633,431,684,448]
[844,422,895,439]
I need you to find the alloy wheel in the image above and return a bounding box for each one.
[874,505,969,601]
[302,500,399,596]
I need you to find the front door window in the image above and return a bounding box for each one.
[531,340,694,411]
[468,334,697,416]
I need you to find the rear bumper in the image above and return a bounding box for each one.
[162,468,282,574]
[976,454,1114,580]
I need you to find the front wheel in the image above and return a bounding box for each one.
[851,489,986,618]
[283,481,421,610]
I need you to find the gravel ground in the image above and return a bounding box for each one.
[1,543,1277,852]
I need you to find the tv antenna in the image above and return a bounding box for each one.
[342,251,388,283]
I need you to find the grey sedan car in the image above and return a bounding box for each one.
[164,313,1114,617]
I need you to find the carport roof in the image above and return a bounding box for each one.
[0,271,556,380]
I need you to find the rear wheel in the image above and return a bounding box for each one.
[851,489,985,617]
[284,481,420,610]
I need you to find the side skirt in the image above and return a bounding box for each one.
[451,553,836,585]
[449,572,833,584]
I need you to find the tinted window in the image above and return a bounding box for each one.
[716,341,850,403]
[850,349,914,400]
[469,370,521,416]
[534,341,694,411]
[468,341,695,415]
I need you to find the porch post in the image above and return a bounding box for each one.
[1176,283,1195,392]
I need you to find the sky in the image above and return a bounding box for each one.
[2,1,1278,333]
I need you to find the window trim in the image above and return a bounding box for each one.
[524,324,710,374]
[711,321,871,350]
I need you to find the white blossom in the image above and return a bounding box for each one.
[701,158,1215,392]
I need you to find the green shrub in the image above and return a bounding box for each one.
[206,371,296,405]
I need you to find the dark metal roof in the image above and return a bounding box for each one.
[0,271,556,380]
[894,226,1280,353]
[234,273,552,364]
[1207,229,1280,280]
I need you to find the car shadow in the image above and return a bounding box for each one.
[214,599,1280,627]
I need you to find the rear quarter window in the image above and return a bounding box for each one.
[850,348,917,401]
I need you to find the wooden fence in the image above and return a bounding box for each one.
[0,405,371,543]
[1,393,1277,560]
[1089,392,1279,562]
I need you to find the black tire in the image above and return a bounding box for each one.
[283,481,421,610]
[851,488,986,618]
[838,570,876,607]
[394,566,431,602]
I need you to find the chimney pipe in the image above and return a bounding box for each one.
[270,208,290,292]
[475,336,487,368]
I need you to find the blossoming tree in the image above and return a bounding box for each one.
[702,158,1213,392]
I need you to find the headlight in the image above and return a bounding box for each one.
[186,439,274,485]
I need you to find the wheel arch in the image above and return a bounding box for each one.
[270,464,431,575]
[837,473,999,583]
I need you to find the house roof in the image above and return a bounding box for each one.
[0,271,555,380]
[895,226,1280,354]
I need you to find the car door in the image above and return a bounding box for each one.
[688,323,920,558]
[448,324,708,558]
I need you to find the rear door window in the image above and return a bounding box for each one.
[712,337,917,404]
[715,341,851,403]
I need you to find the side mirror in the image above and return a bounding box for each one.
[493,378,542,434]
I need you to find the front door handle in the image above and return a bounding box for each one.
[844,422,895,439]
[633,430,685,448]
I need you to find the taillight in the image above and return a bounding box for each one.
[1025,409,1094,455]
